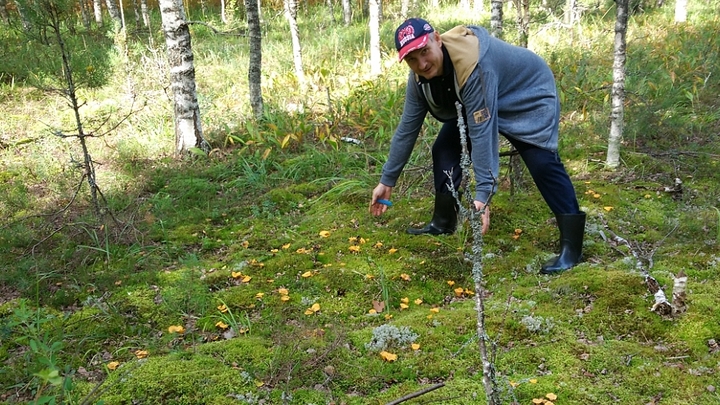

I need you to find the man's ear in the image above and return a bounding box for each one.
[434,31,442,44]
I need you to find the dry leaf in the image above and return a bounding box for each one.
[388,248,398,254]
[429,307,440,313]
[400,273,411,281]
[400,297,409,304]
[168,325,185,334]
[217,304,229,313]
[414,298,423,305]
[231,271,243,279]
[447,280,455,286]
[319,230,331,237]
[546,393,558,400]
[301,271,313,278]
[278,288,289,295]
[454,287,464,297]
[215,321,229,329]
[107,361,120,370]
[349,245,361,253]
[372,300,385,313]
[134,350,149,359]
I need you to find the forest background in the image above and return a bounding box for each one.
[0,0,719,403]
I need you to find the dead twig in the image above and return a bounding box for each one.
[385,383,445,405]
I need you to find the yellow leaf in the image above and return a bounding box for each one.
[373,242,383,248]
[532,399,544,404]
[400,273,411,281]
[215,321,229,329]
[296,247,308,254]
[304,309,314,315]
[107,361,120,370]
[384,314,393,320]
[411,343,420,350]
[365,274,375,280]
[359,238,367,244]
[400,297,410,304]
[280,295,290,302]
[546,393,558,401]
[430,307,440,313]
[282,243,291,249]
[311,303,321,312]
[217,304,229,313]
[529,378,538,384]
[348,237,357,242]
[319,230,331,237]
[278,288,289,295]
[388,248,398,254]
[454,287,464,297]
[368,309,377,314]
[266,279,274,283]
[509,381,519,388]
[241,241,249,248]
[593,193,601,198]
[447,280,455,286]
[301,271,313,278]
[270,248,279,253]
[134,350,149,359]
[644,194,652,198]
[379,351,398,362]
[231,271,243,279]
[242,276,252,283]
[255,380,264,387]
[168,325,185,334]
[603,206,614,211]
[400,303,409,310]
[255,292,264,299]
[414,298,423,305]
[427,315,433,319]
[349,245,361,253]
[464,289,475,296]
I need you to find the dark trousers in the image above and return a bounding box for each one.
[432,120,580,215]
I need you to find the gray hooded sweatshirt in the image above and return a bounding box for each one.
[380,25,560,203]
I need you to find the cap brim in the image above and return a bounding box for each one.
[398,34,429,62]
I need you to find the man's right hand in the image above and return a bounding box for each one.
[370,184,393,216]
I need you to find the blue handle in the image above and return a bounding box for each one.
[377,199,393,207]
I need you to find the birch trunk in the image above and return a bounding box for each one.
[76,0,90,28]
[326,0,335,23]
[473,0,483,12]
[246,0,264,119]
[674,0,687,22]
[221,0,226,23]
[490,0,503,38]
[140,0,149,27]
[93,0,103,26]
[284,0,305,86]
[0,0,8,24]
[514,0,530,48]
[342,0,351,24]
[606,0,628,169]
[368,0,381,76]
[105,0,122,29]
[159,0,205,155]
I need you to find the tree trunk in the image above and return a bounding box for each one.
[606,0,628,169]
[129,0,141,27]
[490,0,503,38]
[221,0,227,23]
[159,0,205,155]
[400,0,409,18]
[284,0,305,86]
[246,0,264,119]
[342,0,351,25]
[0,0,8,24]
[368,0,381,76]
[674,0,687,22]
[77,0,91,28]
[473,0,483,13]
[140,0,150,27]
[93,0,103,26]
[515,0,529,48]
[326,0,335,22]
[105,0,122,29]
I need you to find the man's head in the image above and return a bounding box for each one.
[394,18,444,80]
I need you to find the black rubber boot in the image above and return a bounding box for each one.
[540,212,586,274]
[407,193,458,235]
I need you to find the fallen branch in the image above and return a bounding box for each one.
[385,383,445,405]
[599,215,687,316]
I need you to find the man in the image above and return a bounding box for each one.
[369,18,585,274]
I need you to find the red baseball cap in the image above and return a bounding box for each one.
[395,18,434,62]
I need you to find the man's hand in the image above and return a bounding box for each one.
[370,184,393,216]
[473,200,490,235]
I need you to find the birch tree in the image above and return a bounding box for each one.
[368,0,381,76]
[606,0,628,169]
[140,0,149,27]
[159,0,206,155]
[246,0,263,119]
[0,0,9,23]
[674,0,687,22]
[93,0,103,26]
[490,0,503,38]
[77,0,91,28]
[284,0,305,86]
[342,0,351,25]
[105,0,122,28]
[514,0,530,48]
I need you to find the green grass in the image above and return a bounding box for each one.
[1,1,720,404]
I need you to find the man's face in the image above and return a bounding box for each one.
[403,32,443,80]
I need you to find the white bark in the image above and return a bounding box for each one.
[342,0,351,25]
[105,0,123,28]
[368,0,381,76]
[140,0,150,27]
[78,0,91,28]
[490,0,503,38]
[284,0,305,86]
[674,0,687,22]
[606,0,628,169]
[473,0,483,12]
[159,0,205,154]
[514,0,530,48]
[246,0,264,119]
[93,0,103,26]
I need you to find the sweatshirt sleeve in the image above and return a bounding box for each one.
[460,68,500,203]
[379,74,428,187]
